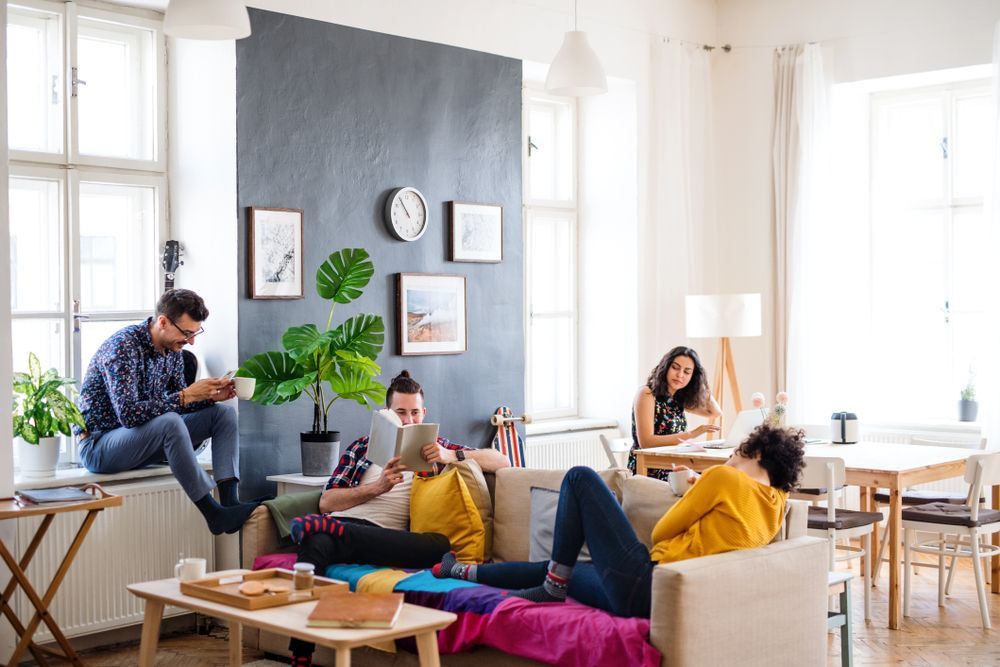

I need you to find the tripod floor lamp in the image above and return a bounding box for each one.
[685,294,762,426]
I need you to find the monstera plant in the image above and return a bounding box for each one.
[237,249,386,474]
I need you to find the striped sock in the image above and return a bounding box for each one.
[289,514,346,544]
[511,562,571,603]
[432,551,478,581]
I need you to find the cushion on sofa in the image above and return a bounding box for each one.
[492,467,626,563]
[621,474,679,549]
[411,467,486,562]
[445,460,495,561]
[528,487,592,561]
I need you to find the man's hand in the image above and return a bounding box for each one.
[184,378,233,403]
[374,456,406,494]
[420,443,457,465]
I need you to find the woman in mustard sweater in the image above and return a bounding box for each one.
[434,425,805,618]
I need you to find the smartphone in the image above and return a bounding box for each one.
[221,370,237,381]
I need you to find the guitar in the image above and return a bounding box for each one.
[161,240,183,291]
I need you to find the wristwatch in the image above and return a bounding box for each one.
[455,450,466,462]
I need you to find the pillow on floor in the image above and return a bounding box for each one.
[528,486,592,562]
[411,467,486,562]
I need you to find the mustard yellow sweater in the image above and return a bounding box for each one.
[649,465,787,564]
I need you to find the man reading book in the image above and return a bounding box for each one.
[288,370,509,666]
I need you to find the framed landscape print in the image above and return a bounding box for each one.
[248,207,304,299]
[448,201,503,263]
[396,273,467,355]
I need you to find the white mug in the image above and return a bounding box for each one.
[669,469,695,497]
[175,557,207,581]
[233,377,256,400]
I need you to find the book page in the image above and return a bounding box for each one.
[396,423,439,473]
[367,409,403,467]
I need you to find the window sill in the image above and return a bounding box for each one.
[14,461,213,491]
[525,417,619,437]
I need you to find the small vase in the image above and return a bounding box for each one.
[17,436,61,478]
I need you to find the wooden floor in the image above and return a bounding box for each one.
[67,558,1000,667]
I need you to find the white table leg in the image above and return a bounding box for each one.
[415,631,442,667]
[138,600,164,667]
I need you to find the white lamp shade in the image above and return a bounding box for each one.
[545,31,608,97]
[164,0,251,40]
[685,293,762,338]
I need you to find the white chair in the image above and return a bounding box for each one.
[599,434,631,470]
[802,456,881,621]
[872,437,988,585]
[902,451,1000,629]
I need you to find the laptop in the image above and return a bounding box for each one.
[701,409,766,449]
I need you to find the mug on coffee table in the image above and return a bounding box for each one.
[175,557,207,581]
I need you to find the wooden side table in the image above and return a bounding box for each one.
[0,484,123,666]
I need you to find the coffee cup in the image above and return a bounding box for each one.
[233,377,256,400]
[175,557,207,581]
[669,469,694,497]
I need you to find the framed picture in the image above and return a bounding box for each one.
[248,207,304,299]
[448,201,503,263]
[396,273,467,355]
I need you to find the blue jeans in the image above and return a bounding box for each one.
[79,404,239,501]
[475,466,654,617]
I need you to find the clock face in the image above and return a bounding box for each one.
[385,187,429,241]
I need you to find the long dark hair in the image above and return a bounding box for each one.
[385,370,423,406]
[646,346,709,410]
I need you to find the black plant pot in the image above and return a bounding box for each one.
[958,400,978,423]
[301,431,340,477]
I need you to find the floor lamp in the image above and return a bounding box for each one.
[685,294,762,430]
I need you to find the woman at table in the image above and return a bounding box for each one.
[630,346,722,479]
[434,425,806,617]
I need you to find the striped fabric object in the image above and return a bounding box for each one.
[492,406,526,467]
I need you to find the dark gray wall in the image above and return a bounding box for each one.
[236,9,523,496]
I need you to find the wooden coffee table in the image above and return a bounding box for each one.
[127,573,457,667]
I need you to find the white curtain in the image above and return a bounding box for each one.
[772,44,834,424]
[643,40,712,370]
[982,21,1000,452]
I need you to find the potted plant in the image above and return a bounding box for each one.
[238,248,386,475]
[959,380,978,422]
[12,353,86,478]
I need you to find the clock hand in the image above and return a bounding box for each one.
[399,196,415,220]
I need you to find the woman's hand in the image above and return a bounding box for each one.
[689,424,720,438]
[671,464,700,485]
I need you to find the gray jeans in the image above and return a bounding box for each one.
[79,404,239,501]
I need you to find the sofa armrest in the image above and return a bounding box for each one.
[649,536,828,667]
[240,505,283,570]
[784,499,808,539]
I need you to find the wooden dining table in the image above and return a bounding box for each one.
[634,441,999,630]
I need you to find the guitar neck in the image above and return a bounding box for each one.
[164,274,175,292]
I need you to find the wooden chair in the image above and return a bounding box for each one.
[872,437,988,586]
[598,434,631,470]
[902,451,1000,629]
[802,456,882,621]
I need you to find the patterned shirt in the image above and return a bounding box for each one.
[629,393,687,481]
[325,435,469,489]
[76,318,210,435]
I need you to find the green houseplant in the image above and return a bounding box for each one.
[959,379,978,422]
[237,248,386,475]
[12,352,86,478]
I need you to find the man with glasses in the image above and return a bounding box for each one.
[76,289,259,535]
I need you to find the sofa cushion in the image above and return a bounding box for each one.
[411,467,486,562]
[528,487,592,561]
[493,467,626,562]
[446,460,495,561]
[622,474,679,549]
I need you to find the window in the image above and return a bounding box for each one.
[868,81,991,419]
[524,89,578,419]
[7,1,166,462]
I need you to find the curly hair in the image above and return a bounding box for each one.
[734,425,806,492]
[646,346,710,410]
[385,370,424,406]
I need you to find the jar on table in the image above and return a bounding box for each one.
[293,562,315,592]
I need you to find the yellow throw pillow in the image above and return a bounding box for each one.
[410,467,487,563]
[445,459,494,561]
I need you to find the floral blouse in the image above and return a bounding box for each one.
[629,393,686,480]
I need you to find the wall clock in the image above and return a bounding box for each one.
[384,187,429,241]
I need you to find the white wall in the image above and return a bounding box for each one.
[710,0,1000,413]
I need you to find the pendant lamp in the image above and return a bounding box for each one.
[164,0,251,40]
[545,0,607,96]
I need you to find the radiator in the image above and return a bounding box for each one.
[525,428,622,470]
[14,476,214,642]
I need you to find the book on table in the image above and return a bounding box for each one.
[306,591,404,628]
[367,409,438,473]
[16,487,93,504]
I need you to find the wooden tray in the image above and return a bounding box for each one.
[179,568,347,610]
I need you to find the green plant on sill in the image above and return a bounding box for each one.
[237,248,386,433]
[12,352,85,444]
[961,381,976,402]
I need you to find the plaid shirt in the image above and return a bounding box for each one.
[324,435,469,489]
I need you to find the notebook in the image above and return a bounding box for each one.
[701,409,766,449]
[17,487,93,504]
[307,591,404,628]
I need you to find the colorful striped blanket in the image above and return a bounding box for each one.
[253,553,660,667]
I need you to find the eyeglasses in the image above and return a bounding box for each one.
[167,317,205,340]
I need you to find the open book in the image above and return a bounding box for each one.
[307,591,404,628]
[367,409,439,473]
